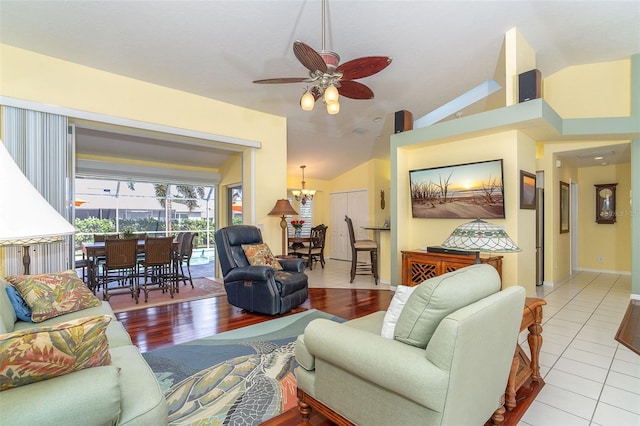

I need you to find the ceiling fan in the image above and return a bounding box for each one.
[252,0,392,114]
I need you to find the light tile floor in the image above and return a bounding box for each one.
[519,272,639,426]
[305,257,390,290]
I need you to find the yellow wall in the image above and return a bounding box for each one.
[539,57,633,282]
[544,59,632,118]
[578,163,632,272]
[396,130,536,292]
[537,140,630,281]
[0,44,288,253]
[290,158,393,282]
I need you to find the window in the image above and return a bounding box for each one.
[288,197,313,235]
[74,177,215,257]
[228,186,243,225]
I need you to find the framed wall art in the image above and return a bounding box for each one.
[559,181,570,233]
[409,159,505,219]
[520,170,536,210]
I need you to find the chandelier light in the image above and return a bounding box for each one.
[291,165,316,205]
[324,84,339,104]
[300,90,315,111]
[326,100,340,114]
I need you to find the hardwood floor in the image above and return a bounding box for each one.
[115,287,393,352]
[115,288,530,425]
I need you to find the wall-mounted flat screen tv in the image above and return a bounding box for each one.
[409,159,505,219]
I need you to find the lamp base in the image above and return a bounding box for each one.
[279,216,287,257]
[22,245,31,275]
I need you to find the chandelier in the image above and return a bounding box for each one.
[291,165,316,205]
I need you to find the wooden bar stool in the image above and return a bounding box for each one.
[345,215,378,284]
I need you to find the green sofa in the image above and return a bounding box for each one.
[295,264,526,426]
[0,276,168,426]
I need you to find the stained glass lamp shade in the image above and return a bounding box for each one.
[441,219,521,263]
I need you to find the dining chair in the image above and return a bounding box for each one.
[99,237,139,302]
[138,236,175,303]
[175,232,197,290]
[91,233,121,290]
[300,224,328,270]
[345,215,378,284]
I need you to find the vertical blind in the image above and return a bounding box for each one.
[2,106,71,275]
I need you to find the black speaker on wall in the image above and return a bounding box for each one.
[394,110,413,133]
[519,69,541,103]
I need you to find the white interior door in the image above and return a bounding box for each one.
[330,190,368,260]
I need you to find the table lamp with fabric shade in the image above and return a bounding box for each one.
[441,218,521,264]
[268,199,299,256]
[0,142,76,274]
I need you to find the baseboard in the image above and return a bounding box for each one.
[576,267,632,275]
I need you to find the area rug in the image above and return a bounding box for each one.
[143,309,344,425]
[109,277,226,313]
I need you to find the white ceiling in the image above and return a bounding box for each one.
[1,1,638,180]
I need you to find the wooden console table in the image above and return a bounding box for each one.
[401,250,503,286]
[505,297,546,411]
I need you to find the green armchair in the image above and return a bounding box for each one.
[295,264,526,425]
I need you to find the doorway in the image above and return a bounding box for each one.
[329,190,369,260]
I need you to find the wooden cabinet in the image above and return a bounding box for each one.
[401,250,502,286]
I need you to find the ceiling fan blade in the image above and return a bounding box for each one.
[253,77,309,84]
[293,40,327,74]
[336,56,392,80]
[337,80,374,100]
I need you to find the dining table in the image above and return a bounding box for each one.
[288,236,311,255]
[81,239,178,291]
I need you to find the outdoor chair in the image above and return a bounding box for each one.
[175,232,197,290]
[214,225,309,315]
[99,237,139,302]
[138,236,175,303]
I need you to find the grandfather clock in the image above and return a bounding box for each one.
[594,183,617,224]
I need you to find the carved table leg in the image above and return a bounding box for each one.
[528,316,543,381]
[505,352,520,411]
[491,403,506,426]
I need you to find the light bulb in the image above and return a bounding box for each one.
[327,101,340,115]
[300,91,315,111]
[324,84,339,104]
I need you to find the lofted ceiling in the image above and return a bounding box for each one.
[1,1,638,180]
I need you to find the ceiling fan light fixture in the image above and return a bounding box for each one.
[300,90,315,111]
[324,84,339,104]
[327,101,340,115]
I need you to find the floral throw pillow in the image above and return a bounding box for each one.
[0,315,112,391]
[241,243,283,270]
[7,270,101,323]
